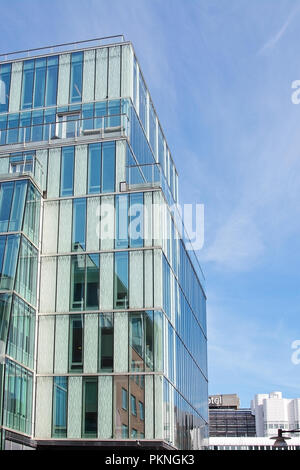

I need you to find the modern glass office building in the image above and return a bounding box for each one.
[0,36,208,450]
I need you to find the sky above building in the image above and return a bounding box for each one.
[2,0,300,407]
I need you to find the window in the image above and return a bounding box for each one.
[3,359,33,435]
[122,388,128,410]
[86,254,99,310]
[52,377,68,437]
[33,58,46,108]
[70,52,83,104]
[129,311,154,372]
[82,378,98,438]
[71,255,85,311]
[10,154,33,175]
[7,114,19,144]
[60,146,74,197]
[70,254,99,311]
[0,63,11,113]
[107,100,121,128]
[114,251,128,309]
[139,74,147,131]
[129,193,144,248]
[121,424,128,438]
[31,110,43,142]
[82,103,94,131]
[0,235,20,291]
[131,428,138,438]
[130,394,137,416]
[69,315,83,372]
[21,57,58,110]
[88,143,101,194]
[0,182,15,232]
[99,313,113,371]
[21,60,34,110]
[115,195,128,248]
[45,56,58,107]
[139,401,144,421]
[102,141,115,193]
[72,199,86,251]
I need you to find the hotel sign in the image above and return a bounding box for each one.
[208,395,223,407]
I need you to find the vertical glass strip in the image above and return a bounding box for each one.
[74,144,87,196]
[82,49,95,102]
[100,195,114,251]
[39,257,57,313]
[108,45,121,98]
[114,251,128,310]
[86,253,99,310]
[56,256,71,313]
[0,235,20,290]
[114,376,129,438]
[60,146,74,197]
[69,314,84,372]
[102,141,115,193]
[33,58,46,108]
[70,52,83,104]
[54,315,69,374]
[37,315,55,374]
[115,140,126,190]
[114,312,128,373]
[82,378,98,438]
[52,377,68,438]
[100,252,113,310]
[0,182,14,232]
[42,201,59,254]
[72,198,86,252]
[21,60,34,110]
[70,254,85,311]
[121,44,133,99]
[47,148,61,198]
[99,313,113,372]
[88,143,101,194]
[45,56,58,106]
[115,194,128,249]
[0,63,11,113]
[129,250,143,309]
[84,314,98,373]
[35,376,53,438]
[145,375,154,438]
[58,199,72,253]
[67,376,82,438]
[98,376,113,438]
[9,180,27,232]
[9,62,23,113]
[57,54,71,106]
[86,197,100,252]
[95,48,108,100]
[129,193,144,248]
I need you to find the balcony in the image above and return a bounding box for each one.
[0,152,44,190]
[0,113,130,153]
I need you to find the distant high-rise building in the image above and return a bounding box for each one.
[0,36,208,450]
[209,394,256,437]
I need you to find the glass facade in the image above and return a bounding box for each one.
[0,39,207,450]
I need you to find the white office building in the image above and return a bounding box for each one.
[251,392,300,437]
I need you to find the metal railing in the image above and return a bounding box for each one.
[0,35,126,62]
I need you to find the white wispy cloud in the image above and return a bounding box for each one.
[258,5,300,55]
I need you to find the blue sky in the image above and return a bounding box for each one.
[2,0,300,407]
